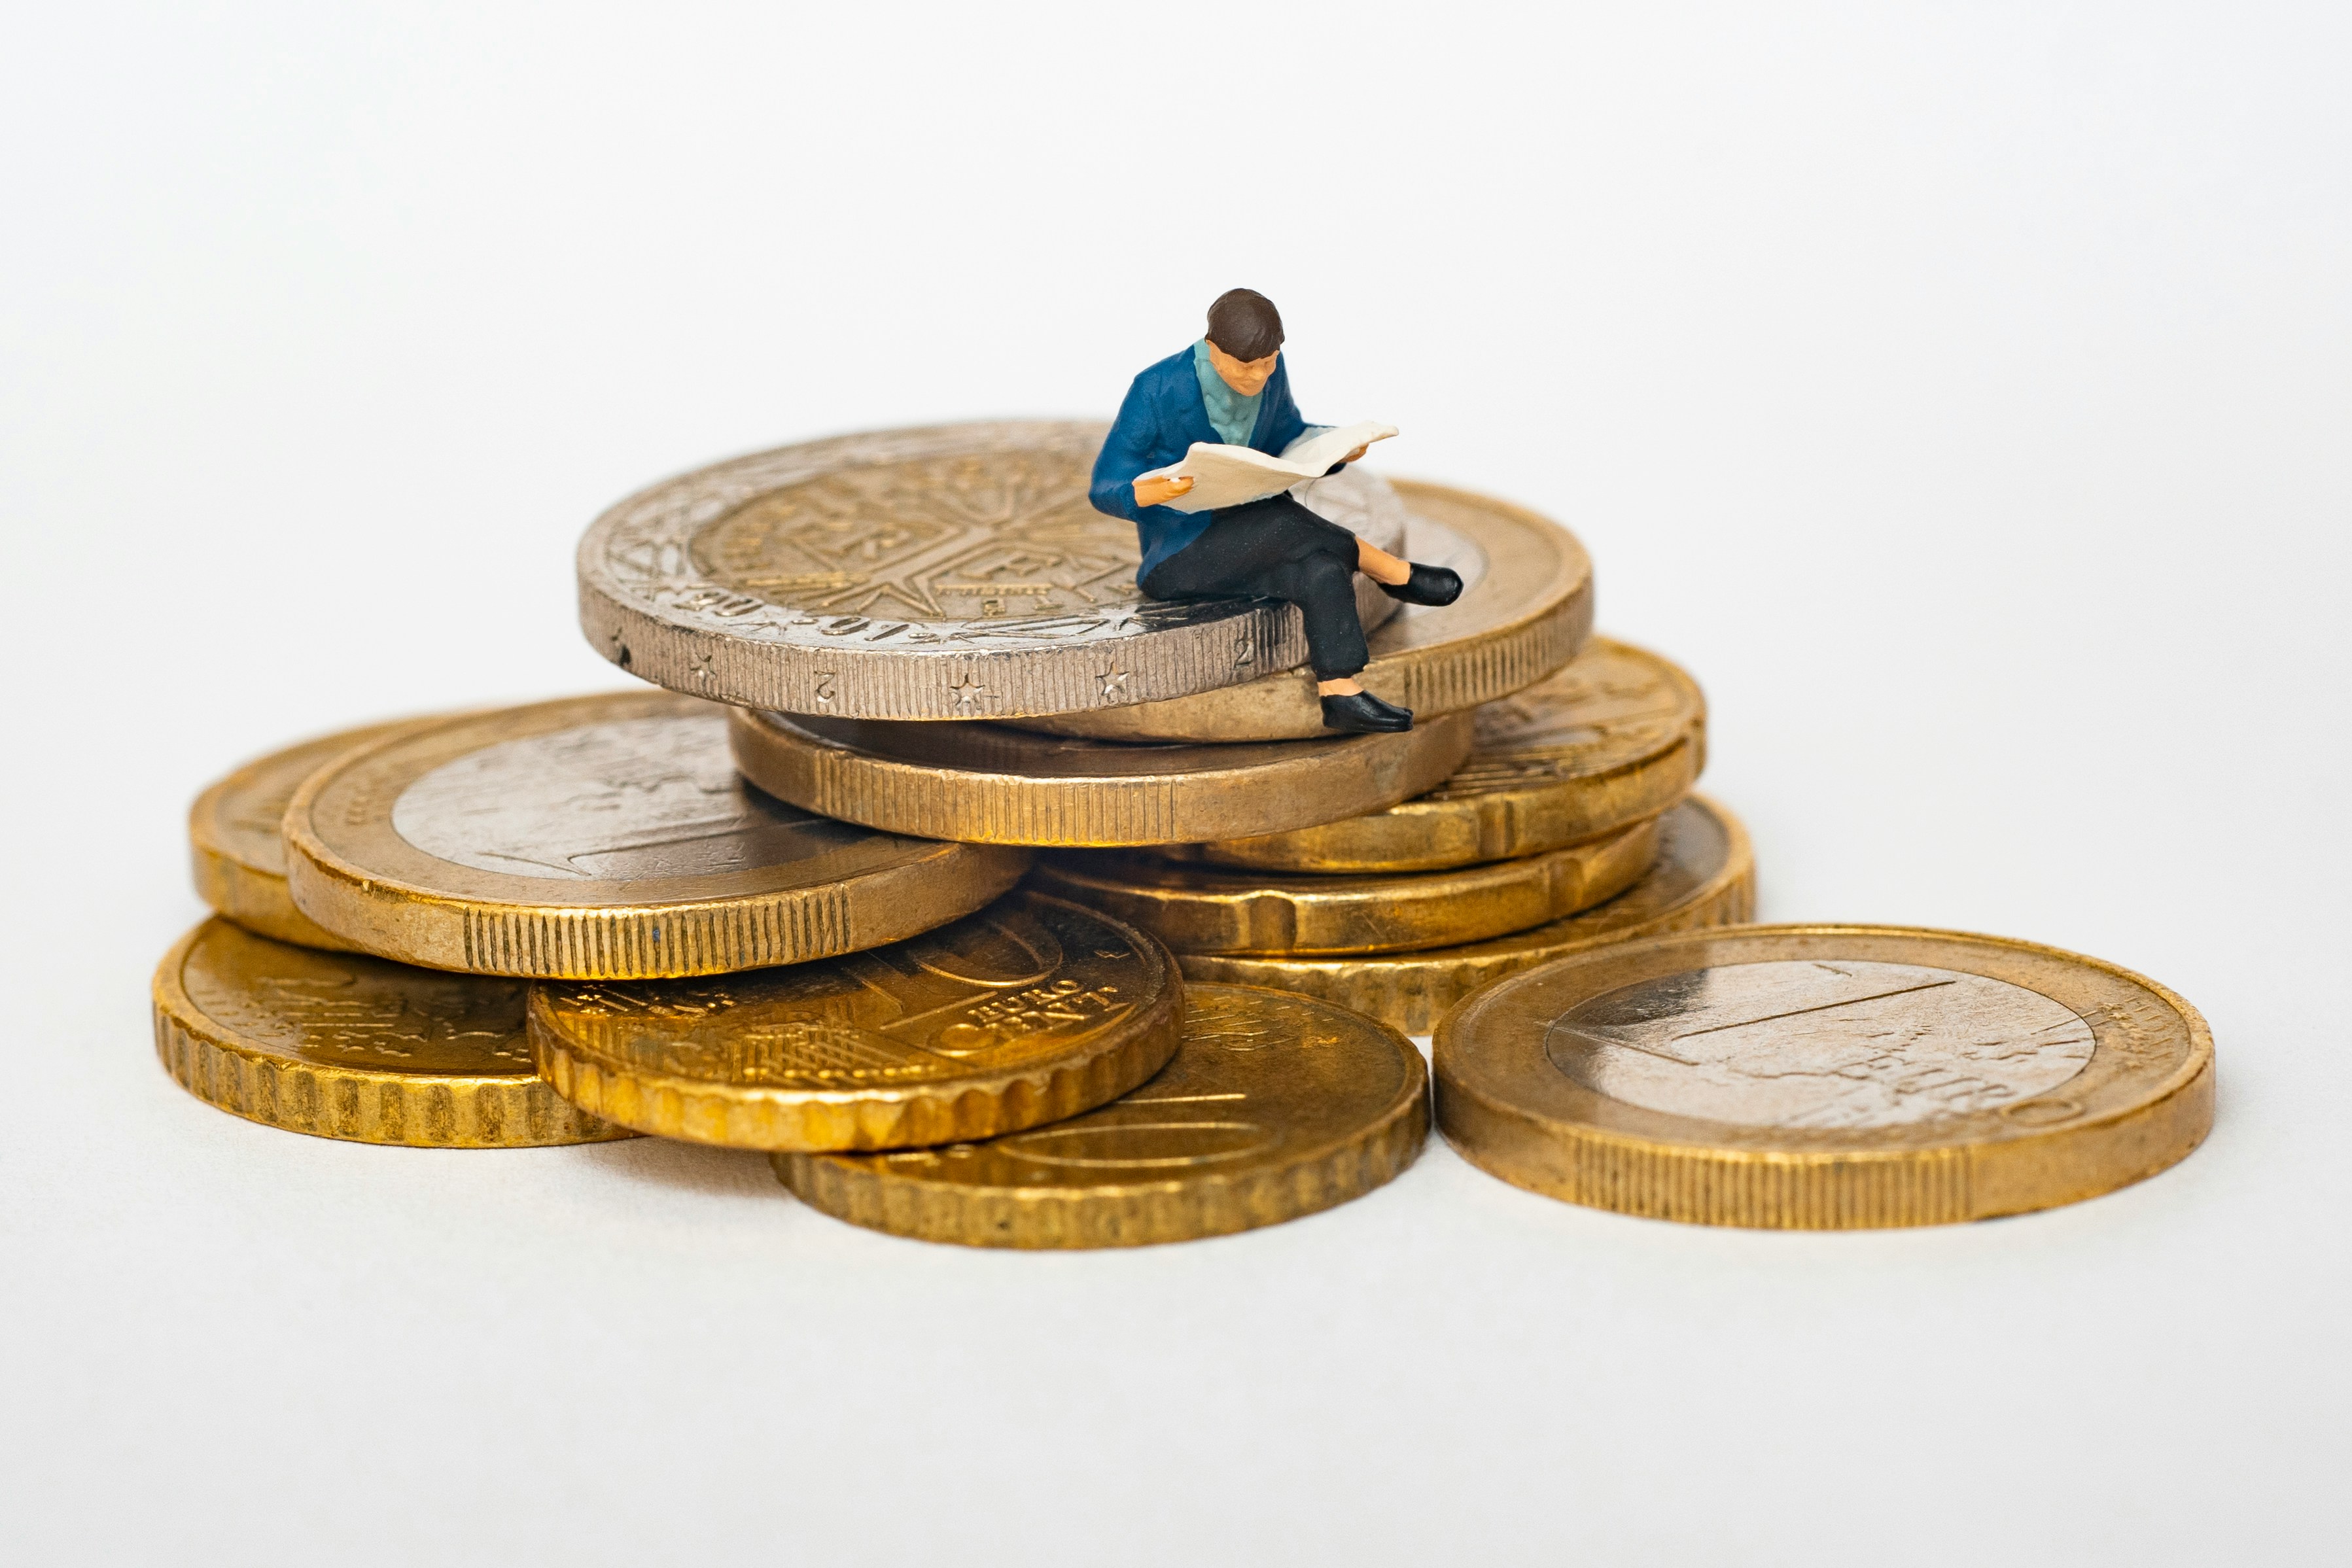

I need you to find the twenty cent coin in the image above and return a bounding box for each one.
[727,705,1473,847]
[283,691,1030,978]
[1434,925,2215,1228]
[576,421,1409,719]
[1156,636,1704,873]
[1010,478,1593,742]
[152,918,631,1147]
[776,984,1428,1247]
[188,716,440,950]
[1028,813,1659,956]
[1178,796,1754,1034]
[528,892,1181,1151]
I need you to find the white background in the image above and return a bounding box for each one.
[5,4,2347,1563]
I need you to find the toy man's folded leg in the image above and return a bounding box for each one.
[1140,494,1370,678]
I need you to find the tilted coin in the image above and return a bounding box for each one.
[776,983,1427,1248]
[152,918,631,1147]
[1156,636,1704,873]
[1177,796,1754,1034]
[576,421,1409,719]
[1434,924,2215,1228]
[726,705,1473,848]
[283,691,1030,978]
[1009,479,1594,742]
[188,716,438,950]
[1029,813,1659,957]
[528,892,1181,1151]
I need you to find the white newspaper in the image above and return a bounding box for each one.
[1137,420,1397,512]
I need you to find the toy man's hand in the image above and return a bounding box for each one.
[1342,444,1370,464]
[1134,474,1195,508]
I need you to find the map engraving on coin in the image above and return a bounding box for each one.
[1545,960,2095,1131]
[578,421,1408,718]
[391,714,864,881]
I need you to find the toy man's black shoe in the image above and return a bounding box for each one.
[1320,690,1414,733]
[1378,563,1463,606]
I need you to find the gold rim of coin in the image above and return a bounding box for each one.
[152,918,633,1148]
[1156,636,1704,873]
[1007,478,1594,742]
[188,716,443,950]
[1028,813,1659,957]
[726,705,1475,848]
[528,892,1183,1151]
[283,691,1032,979]
[576,421,1412,720]
[1176,795,1755,1034]
[775,983,1428,1248]
[1433,924,2215,1229]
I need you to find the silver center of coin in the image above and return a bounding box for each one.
[391,713,862,880]
[1543,959,2094,1129]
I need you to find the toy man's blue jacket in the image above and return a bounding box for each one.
[1089,345,1310,582]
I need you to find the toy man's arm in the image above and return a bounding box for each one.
[1089,374,1191,517]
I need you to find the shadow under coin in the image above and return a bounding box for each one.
[565,1135,786,1202]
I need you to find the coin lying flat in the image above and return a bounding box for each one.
[726,705,1473,848]
[1156,637,1704,873]
[152,918,631,1147]
[188,716,437,950]
[1434,925,2215,1228]
[1009,479,1594,742]
[283,691,1030,979]
[529,892,1181,1151]
[576,421,1409,720]
[1029,813,1658,957]
[1178,796,1753,1034]
[777,984,1427,1247]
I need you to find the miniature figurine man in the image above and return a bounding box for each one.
[1089,288,1462,733]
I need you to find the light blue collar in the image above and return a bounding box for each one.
[1193,339,1264,447]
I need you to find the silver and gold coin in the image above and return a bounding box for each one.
[283,691,1030,978]
[188,716,438,950]
[1011,479,1593,742]
[1434,924,2215,1228]
[727,705,1473,848]
[1178,796,1754,1034]
[1157,636,1703,873]
[776,983,1427,1247]
[1029,814,1658,956]
[152,918,631,1147]
[576,421,1408,719]
[529,892,1181,1151]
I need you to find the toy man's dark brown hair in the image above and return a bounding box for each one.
[1206,288,1284,361]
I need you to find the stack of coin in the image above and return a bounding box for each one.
[1026,638,1755,1034]
[154,419,2213,1236]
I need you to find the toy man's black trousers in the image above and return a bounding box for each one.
[1139,494,1369,679]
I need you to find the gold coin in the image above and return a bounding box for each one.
[726,705,1473,847]
[1028,813,1659,957]
[1157,636,1704,873]
[152,918,631,1147]
[284,691,1030,978]
[188,716,437,950]
[776,983,1427,1247]
[528,892,1182,1151]
[1434,924,2214,1228]
[1008,479,1593,742]
[1176,796,1753,1034]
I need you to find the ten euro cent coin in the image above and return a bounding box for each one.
[527,892,1181,1151]
[153,918,631,1148]
[776,984,1428,1248]
[1155,636,1703,873]
[1434,925,2214,1228]
[283,691,1030,978]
